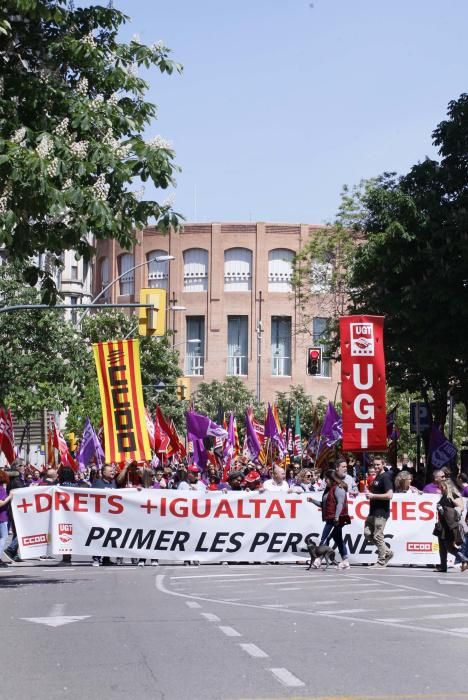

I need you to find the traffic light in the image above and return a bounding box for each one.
[176,377,191,401]
[307,347,322,376]
[67,432,76,452]
[138,288,166,337]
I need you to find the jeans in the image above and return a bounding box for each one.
[364,515,391,563]
[0,521,8,557]
[320,520,348,559]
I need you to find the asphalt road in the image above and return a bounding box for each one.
[1,560,468,700]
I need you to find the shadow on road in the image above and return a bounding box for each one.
[0,575,86,588]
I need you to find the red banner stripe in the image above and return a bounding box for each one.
[125,339,144,460]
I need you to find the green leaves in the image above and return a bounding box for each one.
[0,0,182,289]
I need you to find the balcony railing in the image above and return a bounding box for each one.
[186,353,204,376]
[227,355,247,376]
[271,355,291,376]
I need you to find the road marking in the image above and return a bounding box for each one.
[275,587,301,591]
[201,612,220,622]
[438,579,468,586]
[375,595,437,602]
[425,612,468,620]
[155,575,468,640]
[239,643,268,658]
[21,615,90,627]
[170,573,258,580]
[311,600,338,605]
[318,608,367,615]
[449,627,468,633]
[218,625,241,637]
[185,601,201,609]
[269,667,305,687]
[397,602,468,611]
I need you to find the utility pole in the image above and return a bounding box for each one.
[256,290,264,403]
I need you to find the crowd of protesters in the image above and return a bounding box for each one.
[1,453,468,572]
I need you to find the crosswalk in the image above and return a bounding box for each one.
[167,565,468,639]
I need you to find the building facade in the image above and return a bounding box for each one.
[93,223,340,405]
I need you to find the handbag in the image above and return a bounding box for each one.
[432,521,443,538]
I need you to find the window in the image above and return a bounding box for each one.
[99,257,110,297]
[224,248,252,291]
[83,260,89,282]
[70,295,78,324]
[118,253,134,295]
[147,250,169,290]
[186,317,205,376]
[183,249,208,292]
[268,249,294,292]
[70,265,78,281]
[271,317,291,376]
[312,317,331,377]
[227,316,248,376]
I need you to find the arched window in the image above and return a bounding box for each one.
[224,248,252,291]
[183,248,208,292]
[118,253,134,295]
[99,257,109,297]
[147,250,169,290]
[268,249,294,292]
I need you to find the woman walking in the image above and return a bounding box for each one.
[433,479,468,573]
[309,469,351,570]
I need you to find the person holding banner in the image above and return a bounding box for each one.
[364,456,394,568]
[0,470,13,567]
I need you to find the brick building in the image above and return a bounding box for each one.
[93,223,340,405]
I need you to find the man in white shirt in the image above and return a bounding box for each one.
[261,466,293,493]
[178,465,207,492]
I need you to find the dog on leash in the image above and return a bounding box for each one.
[306,539,337,570]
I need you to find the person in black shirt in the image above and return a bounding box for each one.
[364,456,394,567]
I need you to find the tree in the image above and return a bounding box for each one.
[347,161,468,426]
[275,385,328,438]
[192,377,264,431]
[66,310,186,433]
[291,190,358,341]
[0,0,181,302]
[0,260,87,420]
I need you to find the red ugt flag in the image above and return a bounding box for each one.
[340,315,386,451]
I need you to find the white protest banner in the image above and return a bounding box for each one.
[12,488,442,566]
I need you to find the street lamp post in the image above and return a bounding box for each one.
[77,254,175,324]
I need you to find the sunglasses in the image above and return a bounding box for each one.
[305,474,312,478]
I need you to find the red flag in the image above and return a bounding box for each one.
[145,408,155,451]
[156,406,186,458]
[0,407,16,464]
[170,419,187,458]
[340,315,386,451]
[52,422,77,471]
[154,410,170,454]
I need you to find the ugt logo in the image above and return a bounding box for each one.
[350,323,375,356]
[58,523,73,543]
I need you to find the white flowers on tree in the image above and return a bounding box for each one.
[93,174,110,201]
[0,1,182,302]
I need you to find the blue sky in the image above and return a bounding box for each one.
[107,0,468,224]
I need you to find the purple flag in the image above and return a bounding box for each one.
[429,425,457,468]
[264,404,279,438]
[321,402,343,448]
[77,418,105,471]
[244,408,261,461]
[185,411,228,440]
[264,404,286,457]
[223,412,234,463]
[188,432,208,470]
